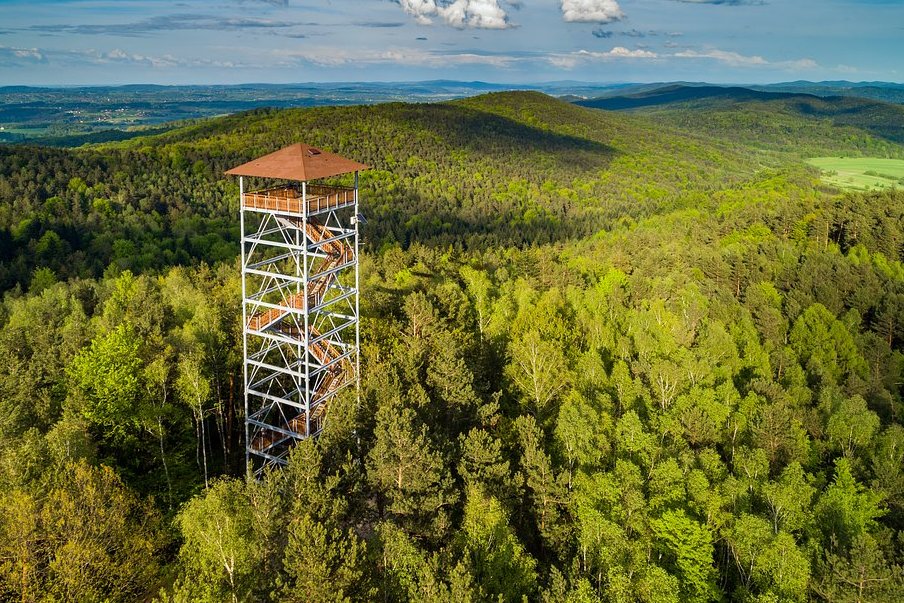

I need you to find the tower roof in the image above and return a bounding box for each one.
[225,143,368,181]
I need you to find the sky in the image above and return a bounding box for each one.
[0,0,901,86]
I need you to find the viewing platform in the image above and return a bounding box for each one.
[242,184,355,216]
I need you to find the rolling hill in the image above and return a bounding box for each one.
[6,88,903,291]
[575,84,802,110]
[0,81,632,144]
[575,80,904,105]
[576,84,904,156]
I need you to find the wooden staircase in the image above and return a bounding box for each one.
[248,215,354,454]
[247,216,352,332]
[249,325,350,453]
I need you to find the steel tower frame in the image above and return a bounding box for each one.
[234,169,362,477]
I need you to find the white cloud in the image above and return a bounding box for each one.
[397,0,511,29]
[400,0,441,25]
[561,0,625,23]
[80,48,240,69]
[547,56,580,69]
[13,47,44,60]
[674,48,767,66]
[112,49,179,67]
[0,45,45,63]
[783,58,817,70]
[600,46,657,58]
[105,48,131,61]
[548,46,658,68]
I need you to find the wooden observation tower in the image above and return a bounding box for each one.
[226,143,367,476]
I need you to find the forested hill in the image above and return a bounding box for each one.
[575,84,804,110]
[1,91,903,601]
[0,91,766,290]
[577,84,904,153]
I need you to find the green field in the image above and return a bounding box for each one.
[807,156,904,190]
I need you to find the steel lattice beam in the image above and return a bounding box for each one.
[238,175,361,478]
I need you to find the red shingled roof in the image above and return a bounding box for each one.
[225,143,368,181]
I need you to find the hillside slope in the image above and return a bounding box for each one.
[577,84,904,155]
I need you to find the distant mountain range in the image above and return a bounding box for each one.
[575,83,904,149]
[574,85,799,110]
[751,81,904,104]
[1,80,902,146]
[573,81,904,105]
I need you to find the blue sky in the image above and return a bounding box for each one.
[0,0,901,85]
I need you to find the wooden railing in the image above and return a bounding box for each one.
[242,185,354,215]
[252,412,308,453]
[249,326,350,453]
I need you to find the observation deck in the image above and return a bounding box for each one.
[241,184,355,217]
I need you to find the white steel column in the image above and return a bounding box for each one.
[354,171,361,407]
[239,176,250,473]
[302,181,311,439]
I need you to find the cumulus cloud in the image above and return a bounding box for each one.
[83,48,242,69]
[597,46,657,58]
[561,0,625,23]
[396,0,512,29]
[0,45,46,63]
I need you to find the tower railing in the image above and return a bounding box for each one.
[242,184,355,216]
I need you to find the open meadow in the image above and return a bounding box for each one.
[808,156,904,190]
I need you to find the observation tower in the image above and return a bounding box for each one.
[226,143,367,476]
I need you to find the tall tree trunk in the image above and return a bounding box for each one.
[157,415,172,507]
[215,377,227,467]
[198,401,209,488]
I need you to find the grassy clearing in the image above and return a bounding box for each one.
[807,156,904,191]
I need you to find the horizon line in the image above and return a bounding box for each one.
[2,78,903,90]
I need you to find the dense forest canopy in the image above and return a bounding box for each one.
[0,91,902,602]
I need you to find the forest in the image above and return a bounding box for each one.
[0,91,902,602]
